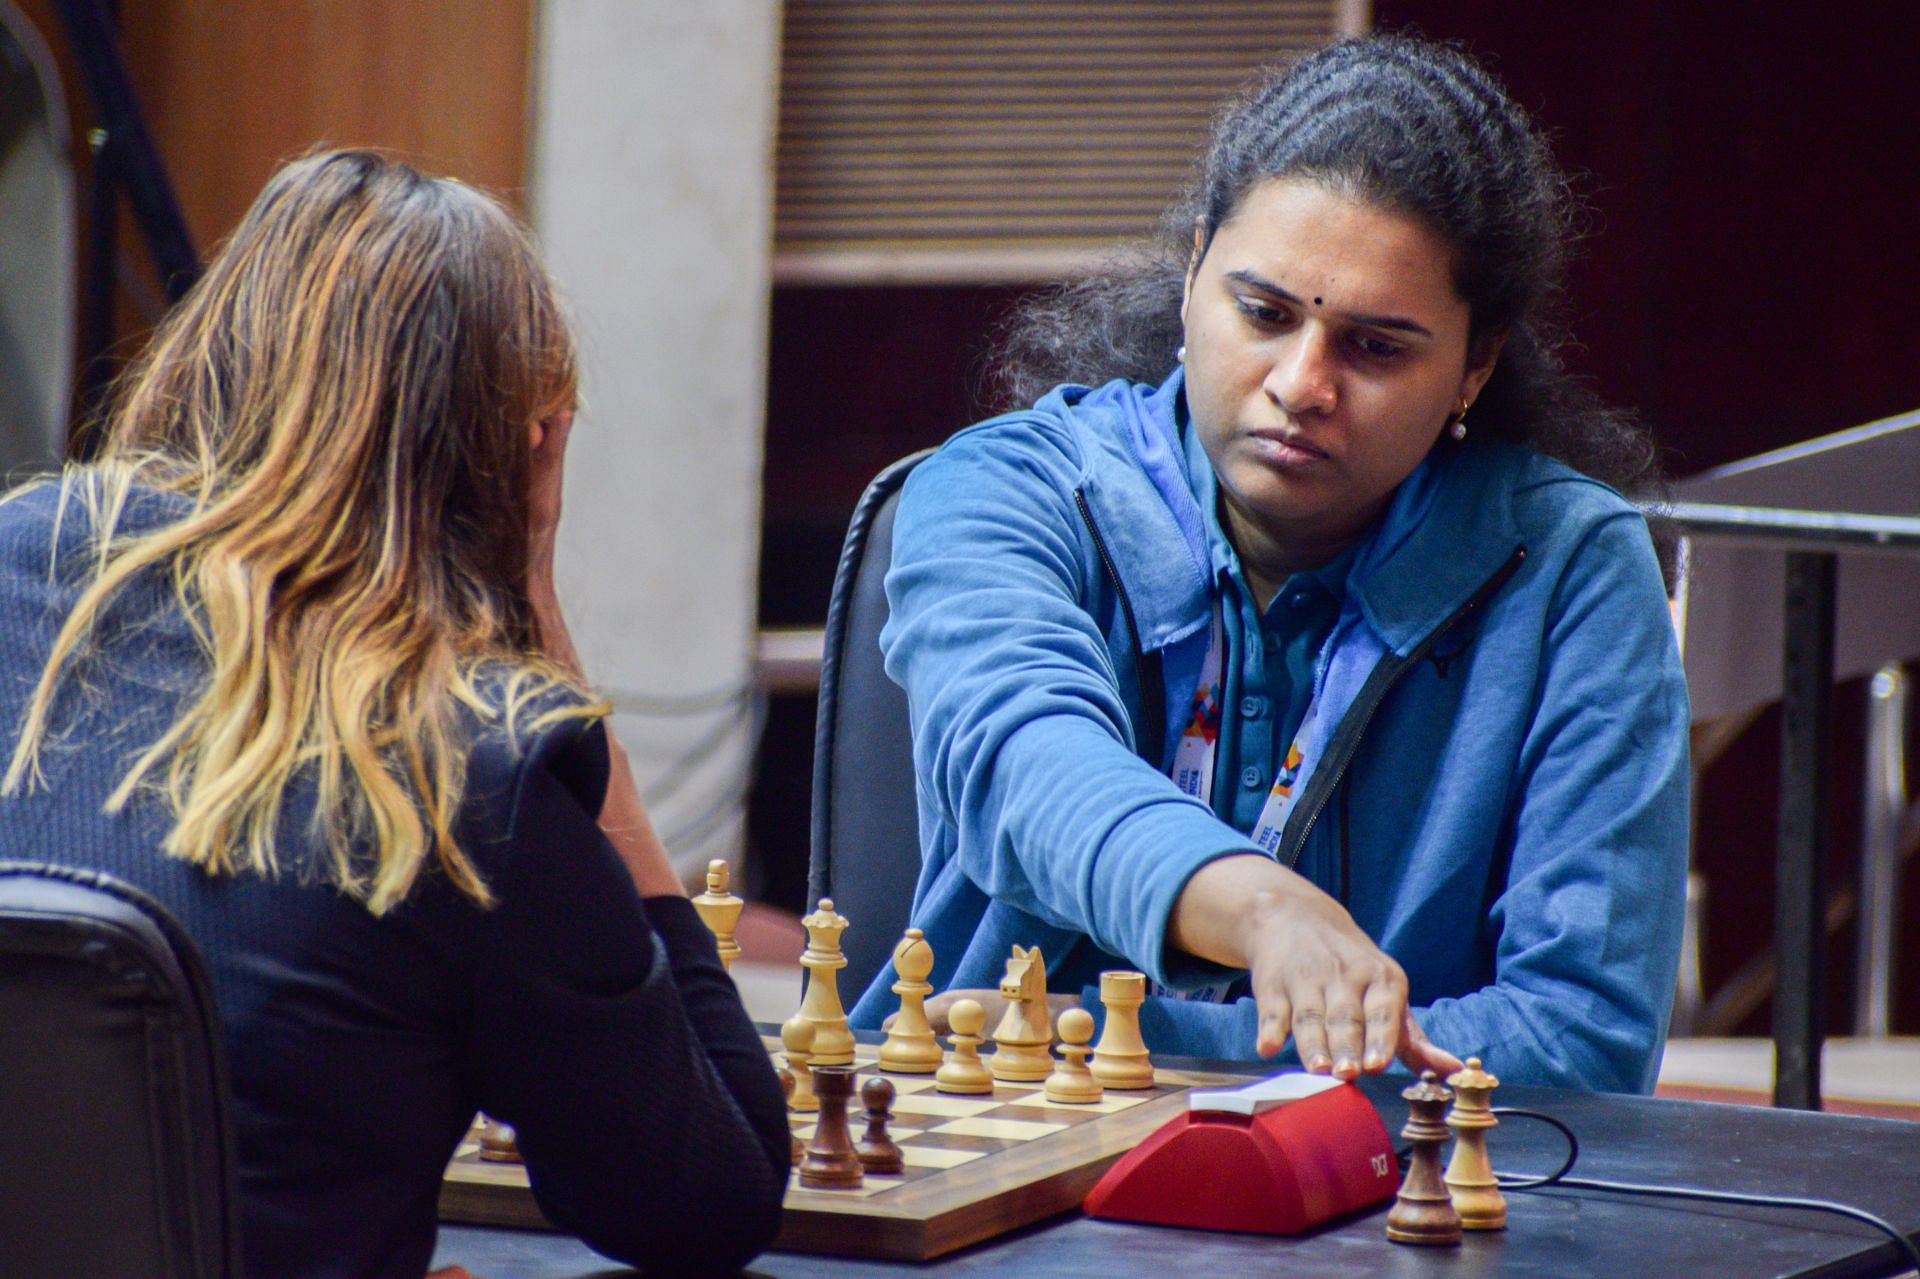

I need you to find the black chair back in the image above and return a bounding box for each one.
[810,450,932,998]
[0,861,242,1279]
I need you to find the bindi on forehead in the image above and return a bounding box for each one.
[1223,265,1437,339]
[1218,177,1463,317]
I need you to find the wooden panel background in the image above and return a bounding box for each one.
[118,0,534,245]
[13,0,533,370]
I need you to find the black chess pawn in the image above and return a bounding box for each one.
[799,1065,864,1188]
[476,1114,522,1164]
[856,1076,904,1174]
[1386,1070,1462,1245]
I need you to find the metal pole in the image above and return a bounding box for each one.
[1855,664,1908,1038]
[1651,500,1920,551]
[53,0,200,300]
[1668,534,1701,1039]
[1671,872,1704,1038]
[1775,552,1836,1110]
[73,124,119,445]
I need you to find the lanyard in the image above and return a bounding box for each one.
[1159,603,1321,1005]
[1171,607,1319,854]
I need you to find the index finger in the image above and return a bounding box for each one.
[1397,1012,1465,1077]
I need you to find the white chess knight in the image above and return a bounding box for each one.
[798,898,855,1065]
[989,944,1053,1081]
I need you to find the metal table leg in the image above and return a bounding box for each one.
[1774,551,1836,1110]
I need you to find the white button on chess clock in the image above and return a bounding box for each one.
[1187,1072,1346,1116]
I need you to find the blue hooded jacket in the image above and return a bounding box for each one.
[848,371,1689,1093]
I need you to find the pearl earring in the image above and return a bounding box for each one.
[1175,345,1187,364]
[1449,399,1470,441]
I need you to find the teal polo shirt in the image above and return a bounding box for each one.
[1181,421,1355,836]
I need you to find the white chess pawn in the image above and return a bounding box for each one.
[935,998,994,1095]
[1044,1007,1104,1103]
[690,859,744,972]
[782,1014,819,1113]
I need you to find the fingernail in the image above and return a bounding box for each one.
[1363,1052,1385,1071]
[1308,1054,1331,1072]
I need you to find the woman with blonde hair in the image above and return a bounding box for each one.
[0,149,788,1277]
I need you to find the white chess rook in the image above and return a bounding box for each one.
[1090,970,1155,1089]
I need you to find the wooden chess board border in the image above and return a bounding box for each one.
[438,1035,1255,1260]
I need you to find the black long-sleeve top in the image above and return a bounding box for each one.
[0,482,790,1277]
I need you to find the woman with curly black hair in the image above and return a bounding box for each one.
[849,36,1688,1094]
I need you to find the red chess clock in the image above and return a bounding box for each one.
[1084,1073,1399,1234]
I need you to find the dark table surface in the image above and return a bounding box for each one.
[433,1071,1920,1279]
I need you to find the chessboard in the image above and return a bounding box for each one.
[439,1035,1254,1260]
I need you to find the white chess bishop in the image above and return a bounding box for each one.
[878,928,942,1074]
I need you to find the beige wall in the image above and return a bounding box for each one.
[530,1,780,879]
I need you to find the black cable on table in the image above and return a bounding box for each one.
[1489,1106,1920,1276]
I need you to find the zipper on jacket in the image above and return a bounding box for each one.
[1073,488,1167,766]
[1279,544,1528,870]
